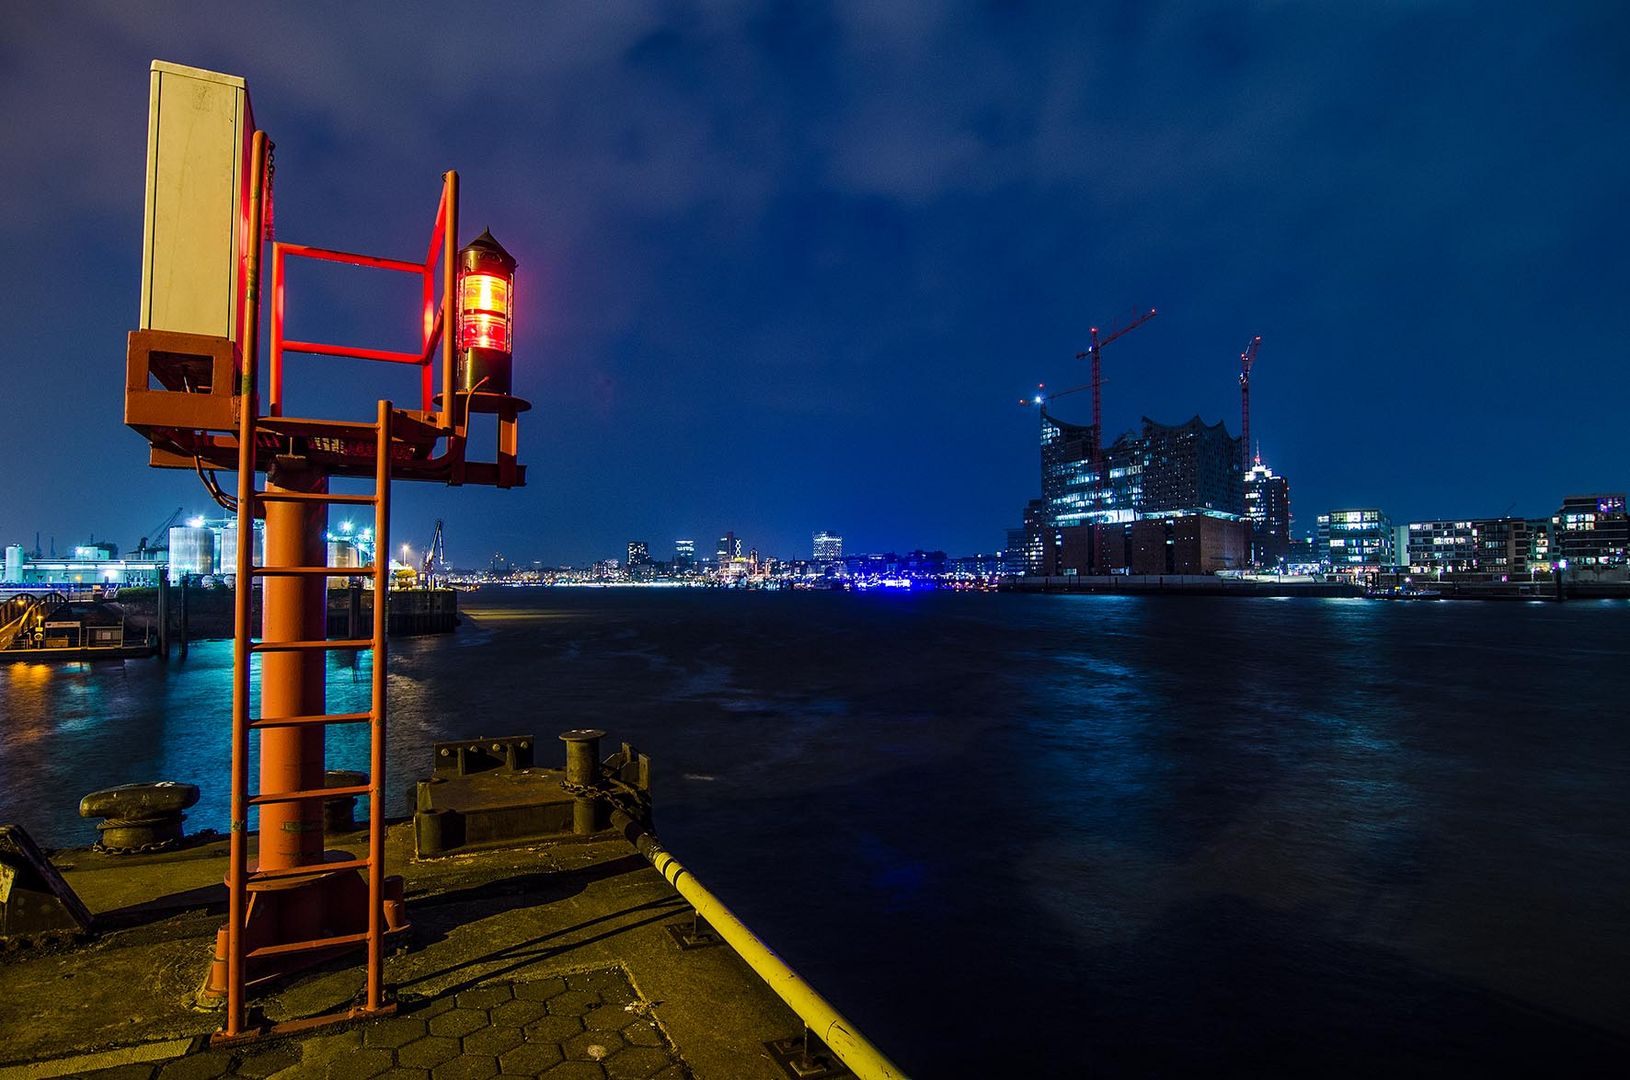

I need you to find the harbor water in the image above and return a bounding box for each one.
[2,591,1627,1075]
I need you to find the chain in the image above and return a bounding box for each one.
[560,773,653,827]
[92,837,180,855]
[263,146,276,241]
[559,779,598,799]
[90,826,221,857]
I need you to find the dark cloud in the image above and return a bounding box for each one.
[2,1,1627,563]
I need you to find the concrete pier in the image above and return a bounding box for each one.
[0,823,814,1079]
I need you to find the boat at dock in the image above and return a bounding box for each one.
[1366,584,1443,600]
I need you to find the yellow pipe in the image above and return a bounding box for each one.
[611,811,910,1080]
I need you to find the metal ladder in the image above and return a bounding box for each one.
[223,399,394,1036]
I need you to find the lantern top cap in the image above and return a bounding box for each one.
[461,227,517,271]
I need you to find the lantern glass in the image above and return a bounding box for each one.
[459,270,512,353]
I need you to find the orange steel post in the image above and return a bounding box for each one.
[226,129,270,1038]
[259,467,329,876]
[366,400,392,1010]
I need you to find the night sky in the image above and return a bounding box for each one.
[3,3,1627,566]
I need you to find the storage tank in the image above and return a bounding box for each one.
[167,526,214,583]
[327,539,360,589]
[218,522,264,581]
[3,545,23,583]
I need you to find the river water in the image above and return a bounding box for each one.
[2,590,1627,1075]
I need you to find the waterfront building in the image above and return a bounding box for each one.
[1001,528,1028,577]
[1406,520,1478,573]
[813,531,843,562]
[716,532,740,564]
[1526,518,1553,568]
[627,540,650,568]
[1021,499,1051,575]
[1040,411,1243,529]
[1552,494,1628,566]
[1471,517,1533,575]
[1137,415,1244,518]
[1033,515,1246,577]
[1242,457,1291,567]
[949,552,1005,577]
[1317,509,1394,570]
[1286,533,1317,566]
[674,539,695,570]
[1030,409,1245,575]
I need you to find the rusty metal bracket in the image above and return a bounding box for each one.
[664,908,722,951]
[766,1026,853,1080]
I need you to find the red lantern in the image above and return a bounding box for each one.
[456,228,517,395]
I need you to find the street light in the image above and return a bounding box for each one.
[456,228,518,396]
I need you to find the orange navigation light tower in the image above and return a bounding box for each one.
[121,61,530,1043]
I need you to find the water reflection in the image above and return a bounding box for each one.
[2,592,1626,1076]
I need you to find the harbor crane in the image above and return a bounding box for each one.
[1075,307,1157,464]
[1239,335,1261,473]
[420,519,446,587]
[1017,380,1095,415]
[134,506,183,556]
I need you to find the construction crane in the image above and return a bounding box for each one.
[420,519,446,588]
[133,506,184,557]
[1075,307,1158,463]
[1017,381,1095,416]
[1239,335,1261,473]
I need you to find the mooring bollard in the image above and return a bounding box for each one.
[560,728,607,835]
[79,781,200,852]
[323,769,368,833]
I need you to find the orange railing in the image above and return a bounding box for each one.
[268,172,458,428]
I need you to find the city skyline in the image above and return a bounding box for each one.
[3,5,1628,565]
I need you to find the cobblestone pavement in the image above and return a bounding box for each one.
[82,968,691,1080]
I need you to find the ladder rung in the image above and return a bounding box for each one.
[248,930,371,960]
[252,566,374,577]
[248,858,372,883]
[255,491,378,505]
[250,711,372,730]
[250,784,371,806]
[251,638,373,653]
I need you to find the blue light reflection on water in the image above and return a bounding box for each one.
[2,592,1628,1075]
[0,641,375,842]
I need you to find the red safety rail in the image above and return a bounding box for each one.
[269,173,458,426]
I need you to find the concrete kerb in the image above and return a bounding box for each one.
[0,1037,194,1080]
